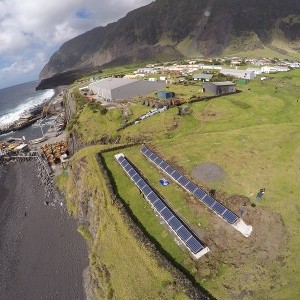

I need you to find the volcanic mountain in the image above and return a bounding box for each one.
[39,0,300,81]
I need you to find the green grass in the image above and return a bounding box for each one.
[65,69,300,299]
[98,69,300,299]
[64,145,189,299]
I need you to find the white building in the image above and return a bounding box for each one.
[246,68,262,76]
[220,68,255,80]
[89,78,165,101]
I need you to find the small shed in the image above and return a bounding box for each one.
[156,91,175,99]
[202,82,236,96]
[193,74,213,82]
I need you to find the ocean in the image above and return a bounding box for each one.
[0,81,55,140]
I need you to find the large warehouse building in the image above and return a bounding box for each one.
[89,78,165,101]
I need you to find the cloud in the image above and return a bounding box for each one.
[0,0,153,88]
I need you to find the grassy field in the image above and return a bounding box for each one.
[98,70,300,299]
[62,146,189,299]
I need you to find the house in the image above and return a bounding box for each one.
[193,74,213,82]
[246,68,262,76]
[220,68,255,80]
[261,66,278,74]
[202,82,236,96]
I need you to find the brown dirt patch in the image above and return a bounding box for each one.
[192,162,226,183]
[185,192,288,299]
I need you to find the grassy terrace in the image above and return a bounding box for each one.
[60,146,188,299]
[66,69,300,299]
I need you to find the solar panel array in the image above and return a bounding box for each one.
[141,146,239,225]
[115,154,208,257]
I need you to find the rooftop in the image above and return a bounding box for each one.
[89,77,138,90]
[208,81,235,86]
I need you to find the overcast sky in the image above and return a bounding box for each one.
[0,0,154,89]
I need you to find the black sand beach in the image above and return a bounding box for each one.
[0,161,88,299]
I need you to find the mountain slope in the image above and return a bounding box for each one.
[40,0,300,79]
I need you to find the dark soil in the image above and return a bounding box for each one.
[0,162,88,299]
[192,162,226,182]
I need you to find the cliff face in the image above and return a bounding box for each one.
[40,0,300,79]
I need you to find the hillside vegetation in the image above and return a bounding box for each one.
[61,69,300,299]
[40,0,300,79]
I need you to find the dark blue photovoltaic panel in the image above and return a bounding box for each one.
[132,173,142,182]
[194,188,206,200]
[202,195,215,207]
[168,217,182,231]
[153,199,166,212]
[177,226,192,242]
[124,164,132,172]
[136,179,147,189]
[171,171,181,180]
[165,165,175,176]
[128,168,137,177]
[160,207,173,221]
[118,156,125,163]
[120,159,128,167]
[186,182,198,193]
[147,192,159,204]
[142,185,152,196]
[154,157,163,165]
[223,210,238,224]
[141,146,148,154]
[178,176,189,187]
[160,161,169,170]
[149,153,156,160]
[212,202,226,215]
[186,237,204,254]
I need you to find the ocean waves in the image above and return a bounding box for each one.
[0,88,55,127]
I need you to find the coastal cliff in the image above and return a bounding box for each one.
[40,0,300,82]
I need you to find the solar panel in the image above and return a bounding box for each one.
[153,199,166,212]
[165,165,175,176]
[177,226,192,242]
[168,217,182,231]
[186,237,204,254]
[171,171,181,180]
[212,202,226,215]
[117,152,209,257]
[178,176,189,187]
[132,173,142,182]
[118,156,125,163]
[194,188,206,200]
[136,179,147,189]
[142,185,152,196]
[160,207,173,221]
[186,181,198,193]
[160,161,169,170]
[147,192,159,204]
[222,210,239,224]
[124,164,132,172]
[149,153,156,160]
[128,168,137,177]
[141,146,148,154]
[154,157,163,165]
[120,159,128,167]
[202,195,215,207]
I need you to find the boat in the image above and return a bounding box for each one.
[29,137,47,145]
